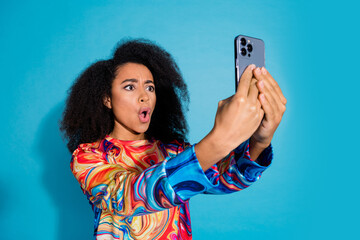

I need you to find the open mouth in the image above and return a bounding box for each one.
[139,107,151,123]
[141,111,148,118]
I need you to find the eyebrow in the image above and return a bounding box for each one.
[121,79,154,84]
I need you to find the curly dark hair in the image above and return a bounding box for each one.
[60,39,189,153]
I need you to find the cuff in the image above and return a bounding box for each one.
[165,145,216,201]
[236,143,273,182]
[234,138,273,167]
[252,143,273,167]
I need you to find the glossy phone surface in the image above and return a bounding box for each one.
[235,35,265,91]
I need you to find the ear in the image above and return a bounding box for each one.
[103,95,112,109]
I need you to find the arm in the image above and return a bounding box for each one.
[194,65,266,172]
[201,138,273,195]
[71,143,217,217]
[249,136,271,165]
[194,66,285,192]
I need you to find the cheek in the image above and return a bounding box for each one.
[111,95,133,115]
[111,89,132,105]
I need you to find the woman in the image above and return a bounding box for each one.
[61,39,286,239]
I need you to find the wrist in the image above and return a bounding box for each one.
[195,130,231,171]
[249,137,270,161]
[201,129,230,158]
[250,136,271,150]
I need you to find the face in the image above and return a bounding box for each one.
[104,62,156,140]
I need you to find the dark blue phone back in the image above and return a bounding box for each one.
[235,35,265,90]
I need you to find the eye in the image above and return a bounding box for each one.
[146,85,155,92]
[124,85,135,91]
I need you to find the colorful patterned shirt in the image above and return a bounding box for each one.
[71,135,273,239]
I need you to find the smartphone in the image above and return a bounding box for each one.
[234,35,265,91]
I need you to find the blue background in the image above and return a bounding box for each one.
[1,0,358,239]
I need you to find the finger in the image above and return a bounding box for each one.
[259,93,275,121]
[261,67,287,105]
[260,80,281,117]
[236,64,256,97]
[258,104,265,121]
[248,77,259,104]
[258,78,281,109]
[254,68,282,114]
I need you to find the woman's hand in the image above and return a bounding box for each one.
[250,67,287,150]
[212,64,265,151]
[195,64,264,171]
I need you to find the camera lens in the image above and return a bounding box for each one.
[241,48,247,56]
[240,38,246,46]
[247,44,253,52]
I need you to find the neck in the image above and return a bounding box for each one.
[109,128,146,141]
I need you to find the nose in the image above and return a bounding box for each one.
[139,90,149,103]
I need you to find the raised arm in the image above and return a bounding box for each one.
[201,138,273,195]
[71,142,218,217]
[196,65,286,172]
[193,64,286,194]
[195,64,264,171]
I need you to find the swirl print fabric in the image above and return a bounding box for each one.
[71,135,273,239]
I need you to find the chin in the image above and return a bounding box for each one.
[134,125,150,135]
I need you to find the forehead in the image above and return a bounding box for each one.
[114,62,154,81]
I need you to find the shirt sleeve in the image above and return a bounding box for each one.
[71,143,217,217]
[202,138,273,194]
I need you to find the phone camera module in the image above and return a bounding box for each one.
[241,48,247,56]
[240,38,246,46]
[247,44,253,52]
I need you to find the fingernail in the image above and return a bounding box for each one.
[261,67,267,74]
[249,64,256,70]
[255,67,261,75]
